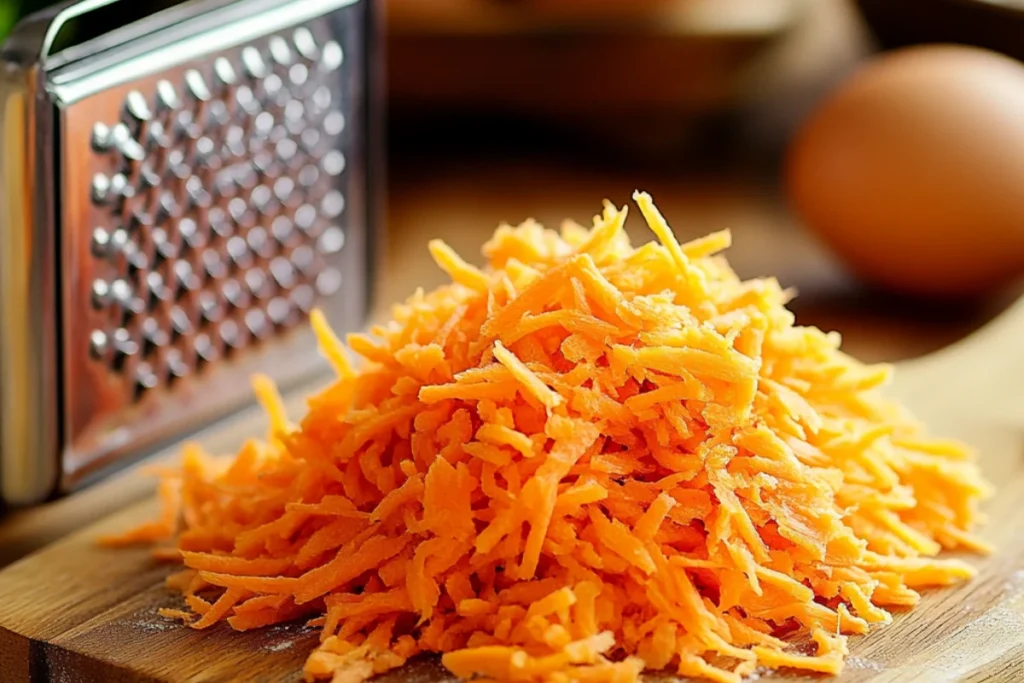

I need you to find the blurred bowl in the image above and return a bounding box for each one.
[387,0,810,117]
[854,0,1024,61]
[386,0,812,162]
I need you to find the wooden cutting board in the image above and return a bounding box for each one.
[0,294,1021,683]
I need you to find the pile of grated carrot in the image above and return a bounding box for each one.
[104,192,993,683]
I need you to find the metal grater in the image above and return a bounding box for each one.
[0,0,382,507]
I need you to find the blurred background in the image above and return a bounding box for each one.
[4,0,1024,362]
[381,0,1024,363]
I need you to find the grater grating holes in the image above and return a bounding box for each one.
[86,27,349,399]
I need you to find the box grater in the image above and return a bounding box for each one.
[0,0,383,507]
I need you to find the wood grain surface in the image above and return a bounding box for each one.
[1,172,1022,682]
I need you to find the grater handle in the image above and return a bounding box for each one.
[3,0,236,65]
[45,0,244,64]
[42,0,122,58]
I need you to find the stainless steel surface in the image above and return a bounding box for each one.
[0,4,61,508]
[0,0,378,507]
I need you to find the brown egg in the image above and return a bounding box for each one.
[786,45,1024,298]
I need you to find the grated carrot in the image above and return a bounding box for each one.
[103,192,992,682]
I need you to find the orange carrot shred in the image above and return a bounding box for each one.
[103,192,991,683]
